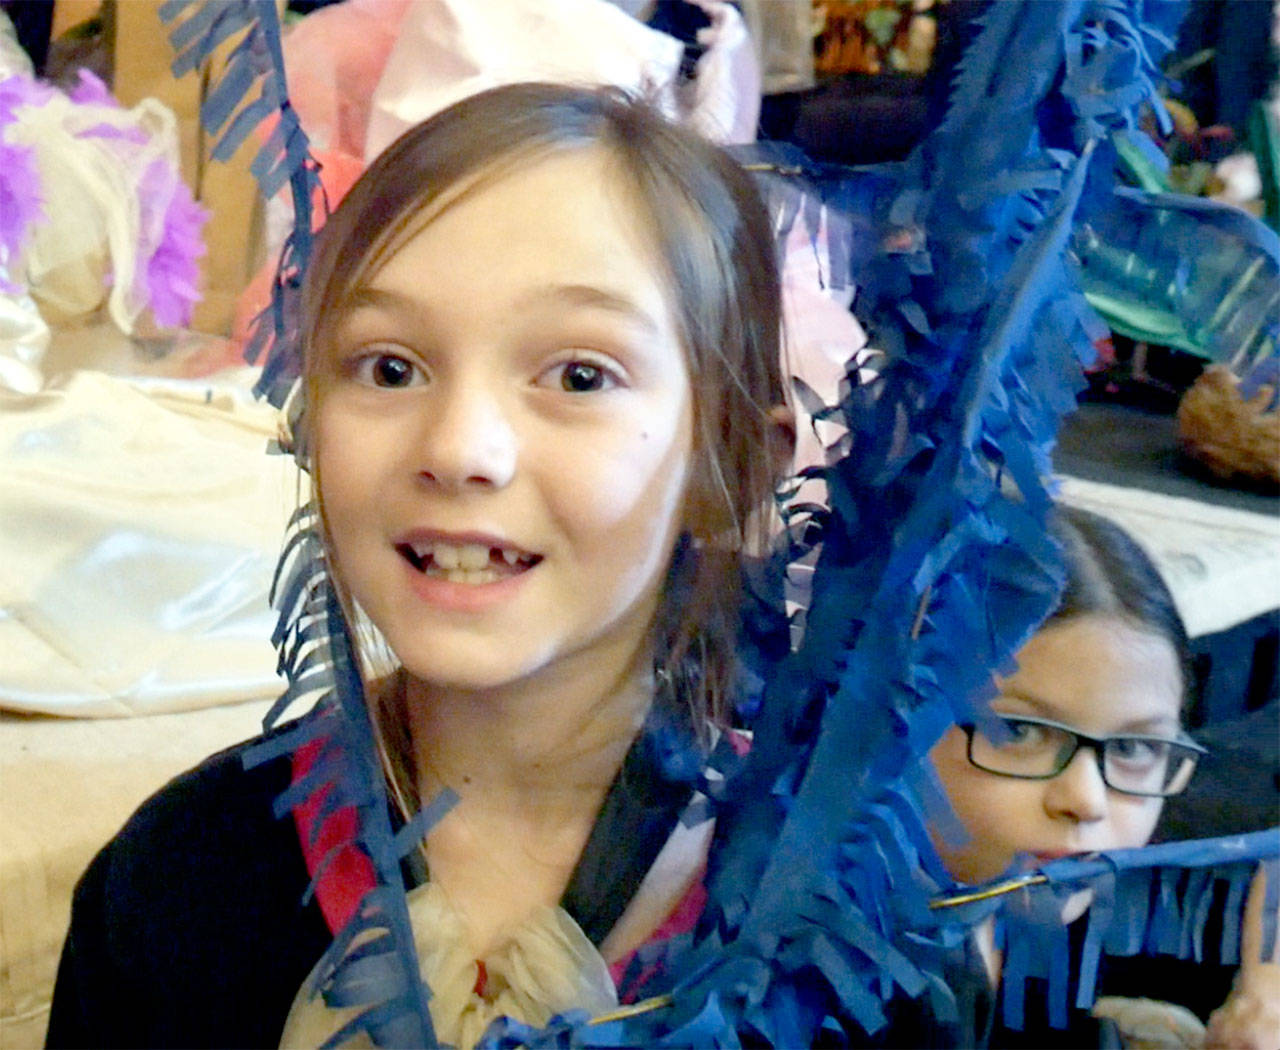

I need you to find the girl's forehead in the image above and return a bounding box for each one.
[353,144,660,295]
[320,149,687,348]
[1005,613,1184,729]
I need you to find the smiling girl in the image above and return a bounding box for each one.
[48,84,792,1049]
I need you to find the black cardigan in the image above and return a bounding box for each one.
[46,717,695,1049]
[46,743,330,1049]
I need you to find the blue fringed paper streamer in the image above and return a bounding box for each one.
[160,0,321,411]
[241,505,450,1048]
[571,3,1235,1046]
[652,5,1165,1043]
[987,831,1280,1030]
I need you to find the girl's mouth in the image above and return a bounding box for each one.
[396,540,542,585]
[1027,850,1085,867]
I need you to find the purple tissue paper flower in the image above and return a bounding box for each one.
[0,73,56,123]
[0,138,44,292]
[137,158,209,328]
[72,69,145,145]
[1,75,53,291]
[67,69,117,108]
[0,70,206,321]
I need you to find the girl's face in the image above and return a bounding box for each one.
[312,148,694,693]
[929,613,1184,885]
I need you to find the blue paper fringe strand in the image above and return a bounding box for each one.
[163,0,1280,1046]
[161,0,320,411]
[239,507,452,1048]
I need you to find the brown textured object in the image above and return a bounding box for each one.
[1176,364,1280,486]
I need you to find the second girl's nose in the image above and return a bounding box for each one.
[414,383,518,491]
[1043,747,1109,824]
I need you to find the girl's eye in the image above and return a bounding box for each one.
[353,352,424,389]
[1108,737,1167,768]
[562,361,606,392]
[538,357,623,394]
[995,718,1050,750]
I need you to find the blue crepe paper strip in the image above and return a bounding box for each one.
[992,830,1280,1029]
[656,4,1148,1041]
[158,9,432,1034]
[239,506,448,1048]
[160,0,320,413]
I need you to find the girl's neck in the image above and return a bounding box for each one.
[405,645,654,819]
[402,645,657,953]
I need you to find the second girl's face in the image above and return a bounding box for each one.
[929,613,1184,885]
[313,148,695,692]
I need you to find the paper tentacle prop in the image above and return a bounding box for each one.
[161,0,1279,1046]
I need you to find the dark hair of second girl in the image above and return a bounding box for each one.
[1051,505,1194,718]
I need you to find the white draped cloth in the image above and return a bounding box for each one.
[0,370,293,716]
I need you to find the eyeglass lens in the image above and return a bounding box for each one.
[968,718,1200,796]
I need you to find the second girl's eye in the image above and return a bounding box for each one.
[1108,736,1166,768]
[995,718,1050,751]
[354,352,424,389]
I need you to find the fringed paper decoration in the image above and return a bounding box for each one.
[242,504,454,1047]
[160,0,321,410]
[926,829,1280,1032]
[166,0,1280,1047]
[636,4,1185,1044]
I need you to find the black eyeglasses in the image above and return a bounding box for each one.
[961,715,1206,798]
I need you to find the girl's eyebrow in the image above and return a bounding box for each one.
[339,283,662,335]
[994,689,1063,721]
[996,690,1180,736]
[1114,715,1182,736]
[514,283,662,334]
[341,286,419,315]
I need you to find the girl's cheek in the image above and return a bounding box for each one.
[566,410,691,531]
[1119,797,1164,849]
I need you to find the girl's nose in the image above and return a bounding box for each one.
[414,383,517,491]
[1043,747,1109,824]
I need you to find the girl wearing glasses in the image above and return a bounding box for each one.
[929,506,1199,895]
[928,506,1278,1049]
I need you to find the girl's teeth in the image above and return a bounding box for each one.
[426,542,524,570]
[426,566,501,584]
[457,543,490,570]
[428,543,508,570]
[426,543,488,570]
[406,540,536,579]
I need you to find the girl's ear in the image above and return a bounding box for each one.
[767,404,797,479]
[682,405,797,545]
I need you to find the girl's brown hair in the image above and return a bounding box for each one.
[300,83,787,796]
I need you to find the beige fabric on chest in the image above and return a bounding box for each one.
[280,881,618,1049]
